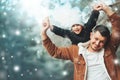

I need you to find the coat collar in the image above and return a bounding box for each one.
[78,41,104,55]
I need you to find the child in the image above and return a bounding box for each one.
[46,5,101,45]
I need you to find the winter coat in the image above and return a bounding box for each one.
[43,13,120,80]
[52,10,99,45]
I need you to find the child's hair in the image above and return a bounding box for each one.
[71,24,83,31]
[71,24,83,28]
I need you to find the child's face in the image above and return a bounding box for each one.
[71,25,83,34]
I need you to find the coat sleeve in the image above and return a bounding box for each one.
[84,10,99,32]
[109,13,120,52]
[51,25,87,44]
[42,37,74,61]
[51,10,99,44]
[51,25,71,37]
[80,10,99,44]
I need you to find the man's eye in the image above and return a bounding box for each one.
[95,38,98,40]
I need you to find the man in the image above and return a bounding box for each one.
[41,4,120,80]
[46,5,100,45]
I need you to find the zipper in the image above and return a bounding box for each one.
[81,54,87,80]
[102,58,111,80]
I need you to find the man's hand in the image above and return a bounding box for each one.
[93,4,103,11]
[94,3,114,16]
[42,17,50,32]
[41,17,50,40]
[100,3,114,16]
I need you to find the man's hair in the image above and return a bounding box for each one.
[93,25,110,46]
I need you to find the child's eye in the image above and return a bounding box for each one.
[95,38,98,40]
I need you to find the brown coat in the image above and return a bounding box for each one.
[43,13,120,80]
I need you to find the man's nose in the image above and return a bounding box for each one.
[95,40,100,45]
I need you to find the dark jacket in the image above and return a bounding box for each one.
[52,10,99,45]
[43,13,120,80]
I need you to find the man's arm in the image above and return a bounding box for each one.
[46,17,71,38]
[41,17,74,60]
[109,13,120,50]
[42,36,75,60]
[102,4,120,51]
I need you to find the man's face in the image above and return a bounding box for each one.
[71,25,83,34]
[89,31,107,52]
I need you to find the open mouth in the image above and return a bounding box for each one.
[74,30,80,32]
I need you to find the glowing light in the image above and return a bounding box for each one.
[20,0,50,22]
[20,0,50,24]
[2,34,6,38]
[2,57,5,60]
[21,74,24,76]
[34,68,38,71]
[15,30,21,35]
[114,7,118,11]
[32,38,40,44]
[36,40,40,44]
[50,74,53,77]
[62,71,68,76]
[114,59,119,64]
[3,12,7,16]
[13,65,20,72]
[31,38,34,41]
[11,56,14,58]
[8,75,10,77]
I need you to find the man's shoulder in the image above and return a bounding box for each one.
[78,41,90,47]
